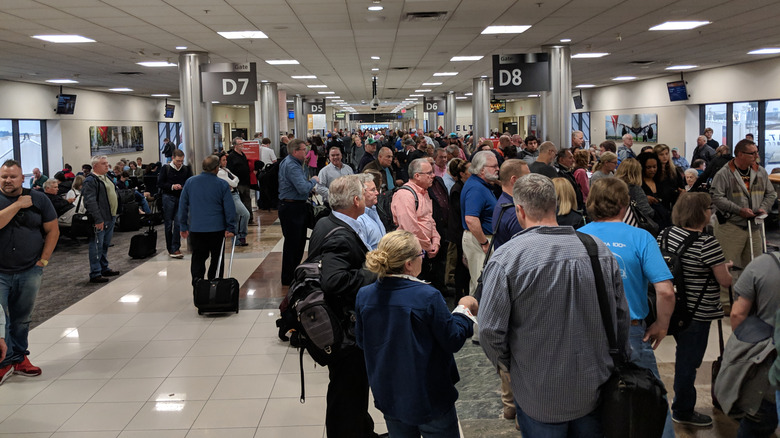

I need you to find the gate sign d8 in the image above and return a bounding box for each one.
[491,54,550,95]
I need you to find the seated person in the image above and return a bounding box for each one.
[116,171,152,214]
[42,179,76,225]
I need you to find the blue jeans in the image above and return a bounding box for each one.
[515,402,603,437]
[738,399,778,438]
[672,320,711,417]
[384,405,460,438]
[88,216,115,278]
[232,192,250,239]
[629,323,674,438]
[162,193,181,254]
[0,265,43,367]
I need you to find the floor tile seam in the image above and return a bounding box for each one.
[121,398,208,434]
[25,377,113,406]
[53,400,147,434]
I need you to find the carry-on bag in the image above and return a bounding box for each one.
[194,237,239,315]
[129,196,158,259]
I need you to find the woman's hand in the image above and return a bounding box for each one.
[647,196,659,204]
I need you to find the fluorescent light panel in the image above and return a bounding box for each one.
[572,53,609,59]
[748,48,780,55]
[649,21,710,31]
[481,25,531,34]
[575,84,595,88]
[307,85,327,88]
[218,31,268,39]
[176,46,187,50]
[32,34,95,43]
[422,82,442,86]
[109,88,133,91]
[46,79,78,84]
[450,56,483,62]
[665,65,697,70]
[612,76,636,81]
[433,72,457,76]
[415,89,431,92]
[137,61,177,67]
[371,68,379,71]
[291,75,317,79]
[409,94,423,97]
[318,91,335,94]
[371,56,380,60]
[560,38,572,43]
[368,5,383,11]
[266,59,299,65]
[151,94,170,97]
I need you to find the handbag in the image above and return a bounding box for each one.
[305,194,331,230]
[623,200,659,237]
[70,193,94,238]
[576,232,668,438]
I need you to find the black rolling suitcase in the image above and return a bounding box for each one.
[118,202,141,232]
[129,228,157,259]
[194,237,239,315]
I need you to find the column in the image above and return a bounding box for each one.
[260,82,280,154]
[294,95,306,140]
[472,77,490,142]
[178,51,212,173]
[540,44,572,149]
[426,112,437,133]
[250,89,261,138]
[445,91,457,135]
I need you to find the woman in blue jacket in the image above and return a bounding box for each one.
[355,230,478,437]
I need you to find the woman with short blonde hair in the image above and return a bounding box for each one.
[553,178,584,228]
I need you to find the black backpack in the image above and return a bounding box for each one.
[375,185,417,233]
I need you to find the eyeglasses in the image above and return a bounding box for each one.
[741,150,759,156]
[418,249,427,258]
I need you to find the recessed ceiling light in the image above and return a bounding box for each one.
[318,91,335,94]
[176,46,187,50]
[572,53,609,59]
[612,76,636,81]
[151,94,170,97]
[405,98,418,101]
[109,88,133,92]
[291,75,317,79]
[46,79,78,84]
[371,56,380,60]
[649,21,711,31]
[266,59,299,65]
[137,61,177,67]
[415,89,432,92]
[464,92,473,96]
[409,94,424,97]
[433,72,458,77]
[325,96,341,99]
[32,34,95,43]
[528,94,539,97]
[212,101,220,104]
[371,68,379,71]
[422,82,442,86]
[456,96,467,99]
[307,85,327,88]
[560,38,572,43]
[218,31,268,39]
[450,56,484,62]
[481,25,531,35]
[666,65,697,70]
[489,87,493,90]
[368,5,383,11]
[748,48,780,55]
[576,84,595,88]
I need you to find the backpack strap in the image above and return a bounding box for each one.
[398,184,418,210]
[483,203,514,268]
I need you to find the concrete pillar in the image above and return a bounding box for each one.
[178,51,212,173]
[260,82,280,154]
[445,91,457,135]
[472,77,490,142]
[294,95,306,140]
[250,88,261,138]
[540,45,572,149]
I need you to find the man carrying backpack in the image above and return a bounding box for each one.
[306,175,382,438]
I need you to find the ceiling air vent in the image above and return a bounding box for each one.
[117,71,144,75]
[404,11,448,22]
[391,66,410,70]
[629,61,655,66]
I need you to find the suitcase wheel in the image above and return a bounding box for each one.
[198,309,203,315]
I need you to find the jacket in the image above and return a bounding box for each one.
[363,159,395,192]
[710,159,777,228]
[81,174,115,224]
[714,334,776,417]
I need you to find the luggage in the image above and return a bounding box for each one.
[117,202,140,232]
[712,285,734,412]
[129,195,158,259]
[193,238,239,315]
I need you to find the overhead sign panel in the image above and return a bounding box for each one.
[201,62,257,104]
[492,53,550,94]
[304,99,326,114]
[423,98,445,114]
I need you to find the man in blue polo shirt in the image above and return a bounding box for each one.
[461,150,499,295]
[492,159,529,250]
[580,177,676,437]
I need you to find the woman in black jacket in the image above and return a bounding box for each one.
[446,158,471,298]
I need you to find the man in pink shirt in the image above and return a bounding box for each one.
[433,148,448,178]
[391,158,442,286]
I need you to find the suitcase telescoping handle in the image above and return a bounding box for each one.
[214,234,237,280]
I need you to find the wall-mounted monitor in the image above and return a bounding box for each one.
[667,81,689,102]
[288,110,295,119]
[164,104,175,118]
[573,95,584,110]
[490,99,506,113]
[56,94,77,114]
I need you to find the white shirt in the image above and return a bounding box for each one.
[260,146,277,165]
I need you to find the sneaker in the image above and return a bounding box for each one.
[13,356,41,377]
[0,364,13,384]
[672,411,712,427]
[169,251,184,259]
[101,269,120,277]
[89,276,109,283]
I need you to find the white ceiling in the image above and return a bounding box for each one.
[1,0,779,112]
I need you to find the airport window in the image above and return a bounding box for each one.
[765,100,780,173]
[703,104,727,145]
[158,122,182,162]
[732,101,759,146]
[0,119,48,186]
[571,112,591,146]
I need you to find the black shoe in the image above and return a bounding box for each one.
[672,411,712,427]
[89,276,109,283]
[101,269,120,277]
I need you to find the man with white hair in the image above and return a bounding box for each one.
[461,150,499,294]
[617,133,636,162]
[571,130,585,149]
[691,135,716,165]
[356,173,385,250]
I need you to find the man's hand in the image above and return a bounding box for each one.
[481,241,490,254]
[16,195,33,209]
[643,322,667,350]
[738,207,756,219]
[0,338,6,363]
[427,244,439,258]
[180,230,189,239]
[95,222,104,231]
[647,196,659,205]
[225,231,235,238]
[458,296,479,316]
[311,176,319,183]
[172,184,183,191]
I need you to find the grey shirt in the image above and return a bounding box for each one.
[315,163,354,202]
[479,226,630,423]
[734,252,780,326]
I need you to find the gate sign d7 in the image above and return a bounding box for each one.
[201,62,258,104]
[491,54,550,95]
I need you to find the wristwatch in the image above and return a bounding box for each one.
[480,240,489,246]
[39,259,49,267]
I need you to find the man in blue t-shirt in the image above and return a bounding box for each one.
[580,177,676,438]
[0,160,59,382]
[492,159,529,250]
[461,151,499,295]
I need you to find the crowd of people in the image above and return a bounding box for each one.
[1,124,779,437]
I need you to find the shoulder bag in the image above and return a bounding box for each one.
[576,232,668,438]
[70,187,95,238]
